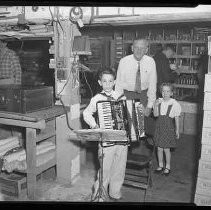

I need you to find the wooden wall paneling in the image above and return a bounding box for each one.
[114,31,123,66]
[102,37,111,68]
[86,38,103,71]
[110,39,116,69]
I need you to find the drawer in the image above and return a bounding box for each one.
[201,144,211,161]
[198,159,211,180]
[194,193,211,206]
[201,127,211,145]
[204,92,211,111]
[36,119,56,142]
[196,177,211,196]
[204,74,211,92]
[203,111,211,128]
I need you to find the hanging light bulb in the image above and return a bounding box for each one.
[69,7,83,27]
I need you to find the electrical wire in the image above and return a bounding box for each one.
[49,6,54,22]
[82,70,93,98]
[48,6,64,37]
[57,55,77,96]
[59,96,74,131]
[20,41,24,51]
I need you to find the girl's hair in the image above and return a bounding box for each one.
[159,82,174,93]
[98,68,116,80]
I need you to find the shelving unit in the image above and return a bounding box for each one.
[0,105,67,199]
[114,26,208,102]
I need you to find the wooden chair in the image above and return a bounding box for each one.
[123,135,155,202]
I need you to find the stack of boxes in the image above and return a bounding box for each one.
[194,37,211,206]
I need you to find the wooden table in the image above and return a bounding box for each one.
[0,105,69,200]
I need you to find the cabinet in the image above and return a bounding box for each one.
[113,26,208,102]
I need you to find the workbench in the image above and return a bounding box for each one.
[0,105,69,200]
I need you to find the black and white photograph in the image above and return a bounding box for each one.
[0,4,211,206]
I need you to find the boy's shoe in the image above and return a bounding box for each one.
[91,195,109,202]
[154,166,163,174]
[163,168,171,176]
[109,196,122,202]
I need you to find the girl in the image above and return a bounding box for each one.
[153,82,181,175]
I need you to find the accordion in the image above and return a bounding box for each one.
[97,100,129,131]
[96,99,145,142]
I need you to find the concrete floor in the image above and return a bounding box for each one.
[1,134,199,205]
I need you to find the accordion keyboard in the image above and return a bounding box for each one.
[97,100,128,131]
[97,101,113,129]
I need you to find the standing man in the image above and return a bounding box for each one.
[153,44,180,97]
[115,39,157,142]
[0,39,22,85]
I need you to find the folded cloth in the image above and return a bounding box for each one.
[0,140,20,157]
[3,148,25,162]
[0,136,19,147]
[0,139,19,150]
[3,141,56,163]
[36,141,56,155]
[2,149,56,172]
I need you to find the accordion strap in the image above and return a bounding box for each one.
[98,92,125,101]
[98,92,115,101]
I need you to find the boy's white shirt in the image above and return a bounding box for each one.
[154,98,182,118]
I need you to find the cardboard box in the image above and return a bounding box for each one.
[0,172,27,197]
[201,144,211,161]
[204,74,211,92]
[194,193,211,206]
[201,127,211,145]
[198,159,211,180]
[183,113,198,135]
[204,92,211,111]
[196,177,211,197]
[202,111,211,128]
[179,101,198,114]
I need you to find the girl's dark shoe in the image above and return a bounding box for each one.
[163,168,171,176]
[154,166,163,174]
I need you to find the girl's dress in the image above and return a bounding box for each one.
[154,98,181,148]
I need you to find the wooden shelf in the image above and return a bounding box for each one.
[150,40,177,44]
[173,84,199,89]
[174,55,201,59]
[123,40,206,44]
[36,156,56,175]
[14,156,56,175]
[5,35,53,42]
[178,67,198,74]
[177,40,206,44]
